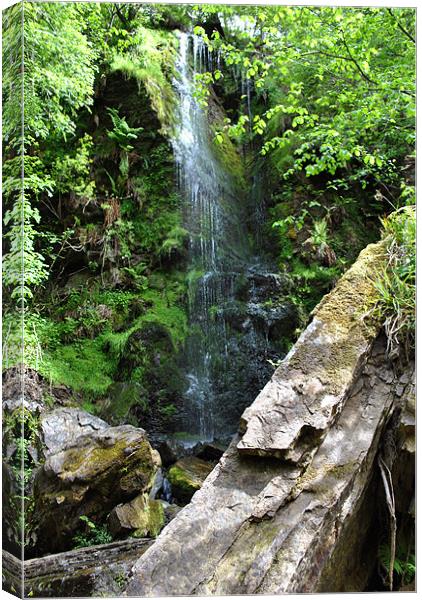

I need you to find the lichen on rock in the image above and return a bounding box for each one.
[108,492,165,539]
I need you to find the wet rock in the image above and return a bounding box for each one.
[167,457,214,503]
[245,270,291,302]
[32,424,161,554]
[149,468,165,499]
[154,437,189,467]
[126,336,411,596]
[245,301,297,340]
[161,501,183,524]
[124,243,414,597]
[108,493,165,538]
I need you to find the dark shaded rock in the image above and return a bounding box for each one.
[154,437,190,467]
[2,461,20,556]
[126,335,411,596]
[245,301,297,340]
[238,241,386,460]
[194,441,226,461]
[123,243,414,597]
[2,367,43,413]
[167,457,214,504]
[245,270,291,303]
[161,501,183,525]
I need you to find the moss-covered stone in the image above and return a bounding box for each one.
[168,457,214,504]
[109,493,165,539]
[238,240,389,460]
[31,424,161,555]
[111,28,178,136]
[287,240,388,394]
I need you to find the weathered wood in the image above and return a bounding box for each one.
[3,538,153,598]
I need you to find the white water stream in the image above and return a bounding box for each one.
[172,32,244,440]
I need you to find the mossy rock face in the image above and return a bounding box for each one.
[119,322,174,378]
[109,493,165,539]
[31,424,161,555]
[167,457,214,504]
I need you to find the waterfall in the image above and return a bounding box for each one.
[171,32,247,441]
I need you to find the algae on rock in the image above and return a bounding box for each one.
[168,456,214,503]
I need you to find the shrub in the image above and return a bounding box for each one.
[372,205,415,360]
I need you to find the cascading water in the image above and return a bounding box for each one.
[170,31,296,442]
[171,32,249,440]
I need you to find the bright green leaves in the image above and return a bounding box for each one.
[50,134,96,200]
[2,1,97,305]
[253,116,266,136]
[22,1,96,142]
[192,5,414,198]
[106,108,143,153]
[372,205,416,357]
[3,195,48,300]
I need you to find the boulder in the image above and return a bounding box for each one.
[161,501,183,525]
[32,423,161,554]
[40,408,108,456]
[108,493,165,538]
[154,437,189,467]
[2,367,44,414]
[167,457,214,503]
[194,441,226,462]
[126,334,413,596]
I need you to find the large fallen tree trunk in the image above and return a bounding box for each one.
[2,538,153,598]
[125,242,415,596]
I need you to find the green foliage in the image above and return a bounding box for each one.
[72,516,113,549]
[379,543,415,586]
[196,6,415,201]
[107,107,143,152]
[159,226,189,259]
[110,26,177,134]
[49,134,96,200]
[372,205,415,359]
[308,219,329,249]
[2,196,47,300]
[288,259,343,316]
[2,2,96,304]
